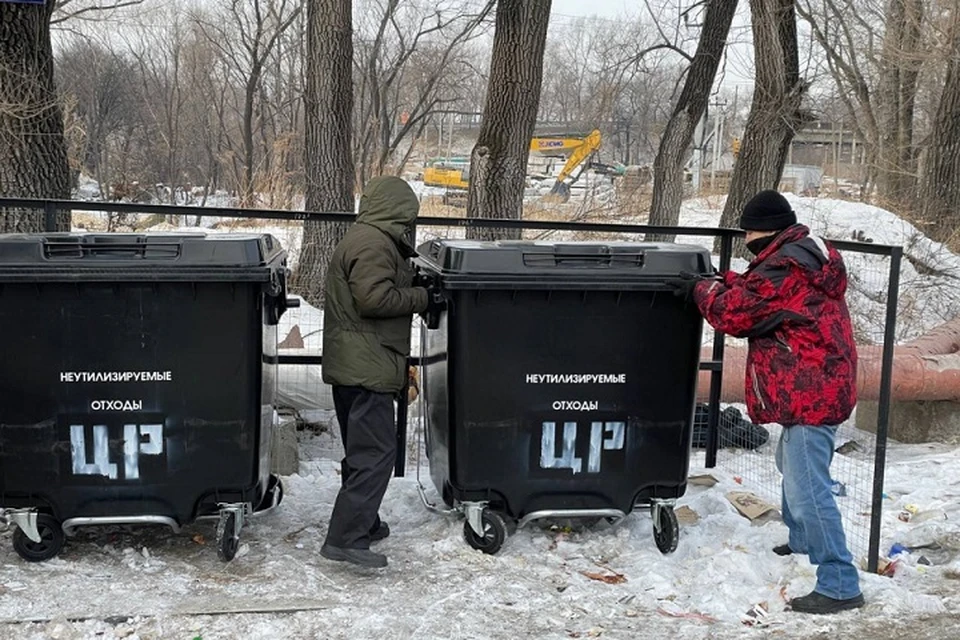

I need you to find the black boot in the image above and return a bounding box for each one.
[789,591,864,614]
[320,544,387,568]
[773,543,794,556]
[370,521,390,543]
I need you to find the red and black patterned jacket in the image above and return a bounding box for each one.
[693,224,857,427]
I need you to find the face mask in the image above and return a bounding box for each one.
[746,234,776,256]
[398,223,418,258]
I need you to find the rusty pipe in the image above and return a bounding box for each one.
[696,345,960,403]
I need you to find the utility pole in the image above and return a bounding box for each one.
[447,112,455,160]
[691,108,707,193]
[709,98,726,191]
[437,115,443,159]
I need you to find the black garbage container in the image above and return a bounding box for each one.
[0,232,295,562]
[416,239,712,554]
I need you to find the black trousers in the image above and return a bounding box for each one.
[325,385,397,549]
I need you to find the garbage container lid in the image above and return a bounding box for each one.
[415,239,712,290]
[0,232,286,282]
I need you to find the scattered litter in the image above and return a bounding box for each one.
[688,474,718,487]
[831,480,847,497]
[726,491,779,522]
[656,601,718,623]
[835,440,863,455]
[872,557,900,577]
[741,601,772,626]
[581,571,627,585]
[675,505,700,525]
[899,505,919,522]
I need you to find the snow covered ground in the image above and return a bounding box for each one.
[1,416,958,639]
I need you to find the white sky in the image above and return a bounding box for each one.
[550,0,635,18]
[549,0,758,93]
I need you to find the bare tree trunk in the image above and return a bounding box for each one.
[919,12,960,243]
[718,0,807,255]
[875,0,923,210]
[241,72,260,206]
[795,0,889,200]
[647,0,739,242]
[0,2,71,231]
[465,0,551,241]
[292,0,355,308]
[897,0,923,184]
[876,0,905,204]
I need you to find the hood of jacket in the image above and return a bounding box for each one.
[749,223,847,300]
[355,176,419,250]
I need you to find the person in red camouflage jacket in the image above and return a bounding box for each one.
[694,216,857,428]
[670,189,864,614]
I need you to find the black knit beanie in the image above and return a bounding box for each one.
[738,190,797,231]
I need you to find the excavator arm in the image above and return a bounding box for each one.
[529,129,603,200]
[423,129,605,206]
[553,129,602,185]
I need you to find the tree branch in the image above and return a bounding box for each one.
[52,0,144,25]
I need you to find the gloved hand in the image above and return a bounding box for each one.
[421,285,446,330]
[665,271,706,301]
[412,266,438,289]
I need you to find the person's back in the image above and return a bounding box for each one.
[322,177,426,393]
[695,223,857,427]
[674,189,864,614]
[319,176,433,569]
[762,229,857,425]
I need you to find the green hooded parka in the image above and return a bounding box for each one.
[321,177,429,393]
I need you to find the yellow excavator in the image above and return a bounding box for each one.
[422,129,607,203]
[421,162,470,191]
[529,129,603,200]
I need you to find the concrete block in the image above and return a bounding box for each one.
[271,414,300,476]
[856,400,960,444]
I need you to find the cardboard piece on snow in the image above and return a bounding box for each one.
[675,505,700,525]
[688,474,719,487]
[279,324,304,349]
[726,491,780,522]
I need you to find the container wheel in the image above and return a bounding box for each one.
[12,514,65,562]
[463,509,507,555]
[216,511,240,562]
[654,505,679,554]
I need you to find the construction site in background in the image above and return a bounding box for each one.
[420,129,628,207]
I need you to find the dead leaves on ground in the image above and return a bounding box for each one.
[580,570,627,584]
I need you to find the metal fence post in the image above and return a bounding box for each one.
[44,201,57,232]
[705,233,734,468]
[395,360,411,477]
[867,247,902,573]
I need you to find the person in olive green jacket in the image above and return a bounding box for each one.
[320,176,439,569]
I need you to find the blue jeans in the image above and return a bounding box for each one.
[775,425,861,600]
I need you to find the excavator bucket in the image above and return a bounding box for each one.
[545,181,571,203]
